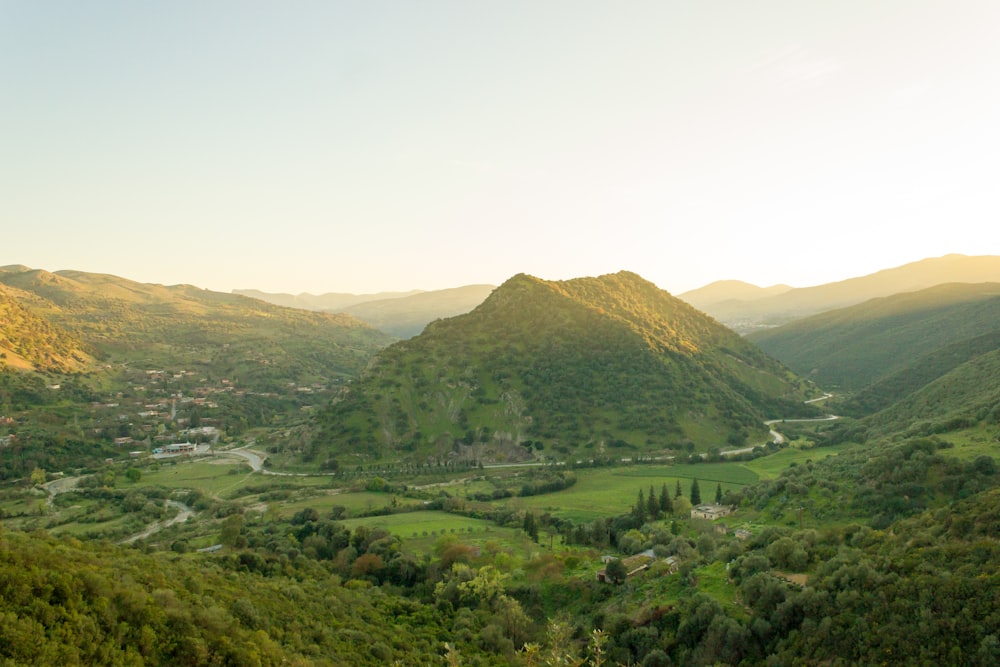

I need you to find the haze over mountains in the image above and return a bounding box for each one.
[235,285,496,338]
[243,253,1000,338]
[679,254,1000,333]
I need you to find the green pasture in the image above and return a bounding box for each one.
[741,442,853,480]
[135,457,332,498]
[269,489,427,519]
[938,425,1000,462]
[138,460,257,496]
[337,510,541,557]
[339,510,491,537]
[504,464,760,522]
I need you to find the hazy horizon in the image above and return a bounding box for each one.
[4,2,998,295]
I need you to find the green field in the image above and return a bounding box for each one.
[505,463,760,522]
[337,510,541,556]
[137,458,331,497]
[936,425,1000,462]
[339,510,493,537]
[741,442,853,479]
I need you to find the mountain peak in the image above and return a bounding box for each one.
[313,271,809,465]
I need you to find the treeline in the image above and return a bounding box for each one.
[0,525,509,666]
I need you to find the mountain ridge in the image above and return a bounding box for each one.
[680,254,1000,332]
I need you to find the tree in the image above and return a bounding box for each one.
[604,558,628,585]
[30,467,47,486]
[715,483,723,504]
[634,489,647,524]
[523,512,539,542]
[690,478,701,505]
[660,483,673,514]
[675,480,683,498]
[220,514,244,548]
[647,485,660,520]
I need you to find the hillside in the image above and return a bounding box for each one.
[0,266,395,386]
[749,282,1000,391]
[683,254,1000,332]
[841,330,1000,417]
[0,284,91,372]
[857,346,1000,439]
[311,271,814,466]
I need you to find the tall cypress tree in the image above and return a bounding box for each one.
[647,484,659,520]
[675,480,683,498]
[715,483,723,504]
[690,478,701,505]
[660,483,673,514]
[634,489,647,524]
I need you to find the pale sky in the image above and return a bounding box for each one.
[3,1,998,295]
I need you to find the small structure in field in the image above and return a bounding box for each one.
[690,503,733,520]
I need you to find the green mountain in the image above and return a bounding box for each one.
[683,254,1000,332]
[311,271,813,466]
[842,330,1000,418]
[858,346,1000,439]
[0,266,395,386]
[750,282,1000,391]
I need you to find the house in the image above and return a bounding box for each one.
[114,437,133,447]
[690,503,734,520]
[164,442,197,454]
[663,556,681,574]
[734,528,753,541]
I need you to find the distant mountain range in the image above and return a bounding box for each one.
[236,254,1000,338]
[680,254,1000,333]
[309,271,814,466]
[234,285,496,338]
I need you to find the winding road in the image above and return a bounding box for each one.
[720,394,839,455]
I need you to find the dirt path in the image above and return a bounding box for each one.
[120,500,193,544]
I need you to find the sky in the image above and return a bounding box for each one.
[3,1,999,296]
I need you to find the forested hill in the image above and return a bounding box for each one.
[750,282,1000,391]
[0,266,395,384]
[311,271,814,466]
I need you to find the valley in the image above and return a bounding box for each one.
[1,260,999,665]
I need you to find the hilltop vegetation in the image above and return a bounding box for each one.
[312,271,814,466]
